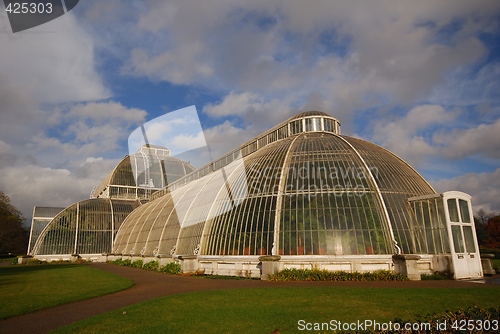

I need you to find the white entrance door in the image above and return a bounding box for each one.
[444,193,483,279]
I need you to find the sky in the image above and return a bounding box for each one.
[0,0,499,225]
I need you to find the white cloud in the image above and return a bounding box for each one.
[0,153,121,223]
[430,62,500,107]
[432,168,500,214]
[203,121,249,160]
[433,118,500,160]
[204,91,291,119]
[170,131,206,154]
[128,105,206,156]
[0,100,147,215]
[0,9,112,156]
[0,165,93,222]
[120,0,499,119]
[19,101,146,171]
[74,157,121,180]
[125,46,214,85]
[0,140,10,154]
[370,105,457,166]
[0,11,109,104]
[64,101,146,152]
[204,92,263,117]
[1,0,500,220]
[203,91,293,132]
[69,102,146,123]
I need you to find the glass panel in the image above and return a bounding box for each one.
[32,199,140,256]
[463,226,476,253]
[451,225,465,253]
[113,120,447,259]
[278,125,288,139]
[305,118,314,131]
[414,202,423,226]
[447,199,459,222]
[343,137,436,255]
[198,137,292,255]
[323,118,334,132]
[290,120,303,134]
[458,199,471,223]
[278,134,391,256]
[313,118,321,131]
[111,157,135,187]
[436,199,450,253]
[421,201,432,253]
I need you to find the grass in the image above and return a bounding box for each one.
[53,286,500,334]
[0,264,134,319]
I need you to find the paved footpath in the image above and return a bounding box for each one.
[1,263,498,334]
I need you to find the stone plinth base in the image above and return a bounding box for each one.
[17,255,33,264]
[259,255,281,280]
[178,255,198,274]
[392,254,421,280]
[481,254,496,275]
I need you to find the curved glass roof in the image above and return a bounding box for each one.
[113,112,437,257]
[28,207,65,255]
[289,110,333,120]
[32,198,141,255]
[91,145,196,201]
[32,144,197,256]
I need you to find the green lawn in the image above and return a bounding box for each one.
[0,264,133,319]
[53,286,500,334]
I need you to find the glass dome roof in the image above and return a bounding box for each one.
[31,145,196,256]
[113,112,437,257]
[289,110,333,120]
[91,145,196,201]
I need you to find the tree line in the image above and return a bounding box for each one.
[474,209,500,249]
[0,191,29,255]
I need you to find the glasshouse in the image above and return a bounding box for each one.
[30,111,484,280]
[29,145,195,258]
[28,206,65,255]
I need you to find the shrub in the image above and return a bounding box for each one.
[110,258,121,265]
[143,260,159,271]
[73,257,88,264]
[110,258,132,266]
[110,258,181,275]
[160,262,181,274]
[421,272,451,280]
[51,259,72,264]
[268,268,408,281]
[131,260,143,268]
[25,259,46,265]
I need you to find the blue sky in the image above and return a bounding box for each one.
[0,0,499,222]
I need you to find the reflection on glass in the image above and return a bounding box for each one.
[290,120,303,134]
[447,199,459,222]
[459,199,471,223]
[463,226,476,253]
[451,225,465,253]
[32,199,140,255]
